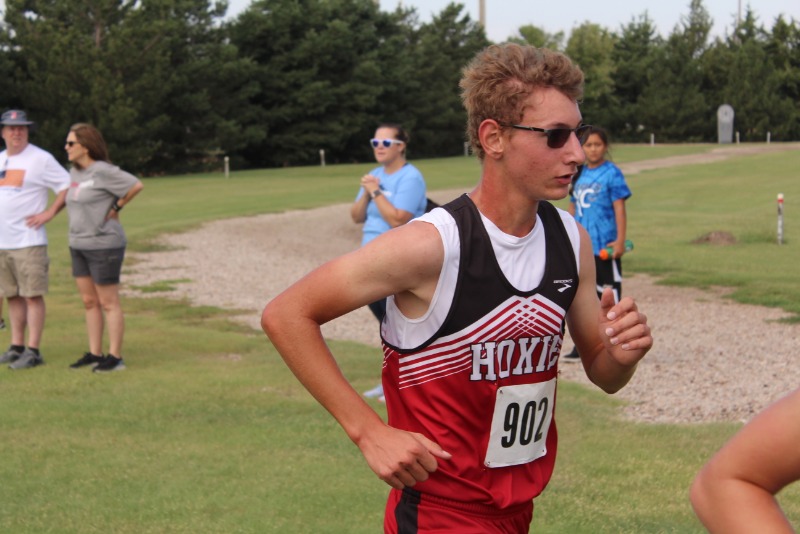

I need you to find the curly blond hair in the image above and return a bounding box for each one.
[460,43,584,160]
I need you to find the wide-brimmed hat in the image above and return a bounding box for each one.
[1,109,34,126]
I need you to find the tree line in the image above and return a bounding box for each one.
[0,0,797,175]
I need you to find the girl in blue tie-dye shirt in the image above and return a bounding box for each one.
[564,126,631,361]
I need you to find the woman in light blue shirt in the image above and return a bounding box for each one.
[350,123,427,399]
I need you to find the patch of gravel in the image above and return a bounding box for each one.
[124,143,800,425]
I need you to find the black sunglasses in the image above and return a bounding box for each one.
[65,141,78,147]
[499,123,592,149]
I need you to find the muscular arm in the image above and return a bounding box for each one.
[262,221,451,487]
[566,226,652,393]
[690,388,800,533]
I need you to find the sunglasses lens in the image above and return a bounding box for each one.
[546,126,591,148]
[371,139,396,148]
[546,129,571,149]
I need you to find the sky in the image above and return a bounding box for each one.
[226,0,799,43]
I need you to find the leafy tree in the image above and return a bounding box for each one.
[0,0,795,174]
[0,0,257,174]
[638,0,713,141]
[508,25,565,50]
[229,0,487,166]
[343,6,424,163]
[565,22,617,130]
[230,0,389,167]
[702,9,796,142]
[763,15,800,139]
[609,14,663,140]
[406,3,489,158]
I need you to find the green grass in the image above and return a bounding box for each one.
[0,143,798,532]
[635,149,799,318]
[552,144,800,320]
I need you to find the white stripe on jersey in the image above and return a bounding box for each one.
[382,203,580,350]
[384,294,566,389]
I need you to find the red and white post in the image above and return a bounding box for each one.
[777,193,784,245]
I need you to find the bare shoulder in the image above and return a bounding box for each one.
[375,219,444,272]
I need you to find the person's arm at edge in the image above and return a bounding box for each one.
[262,221,452,488]
[690,388,800,534]
[566,225,651,393]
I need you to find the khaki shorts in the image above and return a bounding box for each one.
[0,246,49,298]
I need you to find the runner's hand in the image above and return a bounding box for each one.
[357,424,451,489]
[598,287,652,366]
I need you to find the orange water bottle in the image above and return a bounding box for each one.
[599,239,633,260]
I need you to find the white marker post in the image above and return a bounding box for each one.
[777,193,784,245]
[320,149,326,167]
[224,156,230,179]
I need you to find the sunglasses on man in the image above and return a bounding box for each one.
[499,123,592,149]
[370,139,404,149]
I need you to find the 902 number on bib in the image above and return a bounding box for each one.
[485,380,556,468]
[501,398,549,448]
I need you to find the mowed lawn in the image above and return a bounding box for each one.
[0,144,797,533]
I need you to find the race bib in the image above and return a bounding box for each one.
[484,380,556,468]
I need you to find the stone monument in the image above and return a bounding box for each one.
[717,104,734,144]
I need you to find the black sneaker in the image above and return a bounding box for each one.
[69,352,105,369]
[93,356,126,373]
[561,347,581,363]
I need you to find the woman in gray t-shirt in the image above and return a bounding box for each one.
[64,123,143,373]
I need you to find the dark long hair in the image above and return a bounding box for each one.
[69,123,110,170]
[569,125,610,196]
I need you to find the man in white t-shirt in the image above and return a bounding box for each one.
[0,110,70,369]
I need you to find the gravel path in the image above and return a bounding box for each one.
[124,144,800,424]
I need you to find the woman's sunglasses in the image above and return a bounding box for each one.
[499,123,592,149]
[370,139,404,148]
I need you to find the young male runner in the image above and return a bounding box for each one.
[263,43,653,532]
